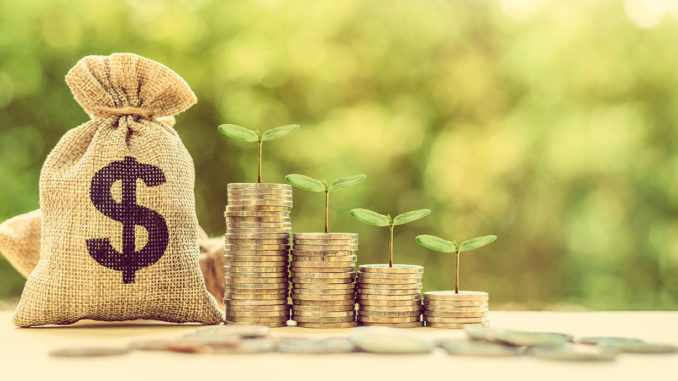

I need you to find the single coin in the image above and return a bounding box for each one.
[227,321,287,328]
[293,299,355,307]
[225,286,288,293]
[358,282,423,290]
[425,316,489,324]
[358,321,424,328]
[225,211,290,217]
[227,188,292,195]
[226,304,289,312]
[358,310,421,318]
[424,311,488,318]
[441,341,523,357]
[226,310,289,318]
[224,260,288,267]
[355,305,420,313]
[227,206,290,212]
[357,299,421,307]
[226,317,289,325]
[357,272,422,279]
[49,347,130,357]
[423,303,488,310]
[290,310,355,318]
[291,288,354,296]
[291,259,356,266]
[226,233,290,239]
[358,315,422,323]
[227,230,292,236]
[531,344,617,362]
[226,244,291,251]
[228,200,293,206]
[293,316,355,324]
[290,266,355,273]
[292,304,355,312]
[128,339,172,351]
[224,250,289,256]
[357,294,421,301]
[427,321,490,329]
[293,244,359,251]
[292,282,355,290]
[225,272,289,278]
[292,294,355,302]
[277,338,356,354]
[424,291,488,300]
[292,239,358,246]
[296,321,358,329]
[291,278,352,285]
[357,288,422,296]
[294,233,358,240]
[359,264,423,273]
[228,182,291,189]
[226,238,289,245]
[226,217,291,223]
[357,278,421,285]
[227,221,292,227]
[226,293,288,300]
[225,265,288,273]
[291,271,354,279]
[224,299,288,306]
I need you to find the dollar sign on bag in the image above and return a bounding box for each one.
[86,156,169,284]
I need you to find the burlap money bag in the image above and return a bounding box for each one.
[12,53,223,327]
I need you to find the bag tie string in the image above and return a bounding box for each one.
[93,106,155,119]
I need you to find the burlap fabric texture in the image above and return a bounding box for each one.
[12,53,223,327]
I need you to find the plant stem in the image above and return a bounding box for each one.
[388,224,394,267]
[257,140,263,183]
[455,250,460,294]
[324,190,329,233]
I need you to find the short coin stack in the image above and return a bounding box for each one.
[290,233,358,328]
[423,291,489,328]
[224,183,292,327]
[357,264,423,327]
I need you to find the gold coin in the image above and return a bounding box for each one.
[290,266,355,273]
[425,316,489,324]
[224,261,288,267]
[423,305,488,313]
[357,272,422,279]
[358,282,423,290]
[424,311,488,318]
[228,200,293,206]
[226,238,289,244]
[291,271,355,279]
[357,289,422,296]
[224,299,288,306]
[225,271,288,278]
[225,317,289,325]
[224,250,289,256]
[292,239,358,246]
[423,291,488,300]
[290,310,354,318]
[358,310,421,317]
[291,294,354,302]
[228,182,291,188]
[226,244,291,251]
[292,282,355,290]
[226,310,289,318]
[292,315,355,323]
[358,315,421,323]
[226,217,291,223]
[226,233,290,239]
[291,304,355,312]
[227,187,292,194]
[291,278,353,285]
[227,293,287,300]
[293,244,359,251]
[423,299,488,307]
[224,257,288,264]
[291,287,354,294]
[296,321,357,329]
[356,305,420,313]
[225,210,290,216]
[291,258,356,265]
[359,264,423,273]
[226,321,287,328]
[357,293,420,301]
[425,321,490,329]
[357,278,421,285]
[227,221,292,227]
[293,233,358,240]
[357,299,421,307]
[227,230,292,236]
[359,321,424,328]
[225,276,288,283]
[225,304,289,312]
[292,299,354,307]
[227,207,290,214]
[225,265,288,273]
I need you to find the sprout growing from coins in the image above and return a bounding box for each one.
[416,234,497,294]
[350,208,431,267]
[285,174,366,233]
[218,124,300,183]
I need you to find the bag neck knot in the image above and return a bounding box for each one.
[93,106,155,119]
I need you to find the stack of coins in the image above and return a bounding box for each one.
[423,291,489,328]
[223,183,292,327]
[356,264,423,328]
[290,233,358,328]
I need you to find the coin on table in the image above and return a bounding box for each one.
[226,206,290,212]
[228,182,291,189]
[225,282,288,289]
[49,347,130,357]
[424,290,488,300]
[225,272,289,278]
[292,239,358,246]
[292,282,355,290]
[227,221,292,227]
[293,244,359,251]
[226,217,291,223]
[292,294,355,302]
[357,271,422,279]
[357,278,421,285]
[291,258,356,266]
[441,341,523,356]
[359,264,424,273]
[224,260,288,267]
[225,250,290,256]
[425,316,489,324]
[424,311,488,318]
[357,294,421,301]
[422,304,488,312]
[225,299,288,306]
[356,305,420,313]
[291,277,353,284]
[227,293,288,300]
[292,304,355,312]
[226,315,289,323]
[291,310,355,318]
[357,299,421,307]
[291,271,355,279]
[296,321,358,329]
[292,299,355,307]
[225,265,288,273]
[358,282,423,290]
[277,338,356,354]
[358,315,421,323]
[426,321,490,329]
[291,289,354,296]
[358,321,424,328]
[357,288,421,296]
[226,233,290,239]
[227,311,289,319]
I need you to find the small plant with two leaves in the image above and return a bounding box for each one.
[218,123,299,183]
[415,234,497,293]
[349,208,431,267]
[285,174,366,233]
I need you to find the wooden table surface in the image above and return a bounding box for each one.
[1,311,676,381]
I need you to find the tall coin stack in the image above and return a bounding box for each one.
[290,233,358,328]
[356,264,423,327]
[423,291,489,328]
[224,183,293,327]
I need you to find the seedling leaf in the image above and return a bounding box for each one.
[416,235,457,253]
[218,124,260,142]
[328,174,367,191]
[261,124,300,141]
[350,208,391,227]
[460,235,497,252]
[393,209,431,226]
[285,174,326,192]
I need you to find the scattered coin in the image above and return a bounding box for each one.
[494,330,572,347]
[441,341,524,356]
[531,344,617,362]
[352,326,434,354]
[49,347,131,357]
[277,338,356,354]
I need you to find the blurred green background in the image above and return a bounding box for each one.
[0,0,677,310]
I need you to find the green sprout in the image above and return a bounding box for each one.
[416,234,497,294]
[218,123,299,183]
[285,174,366,233]
[350,208,431,267]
